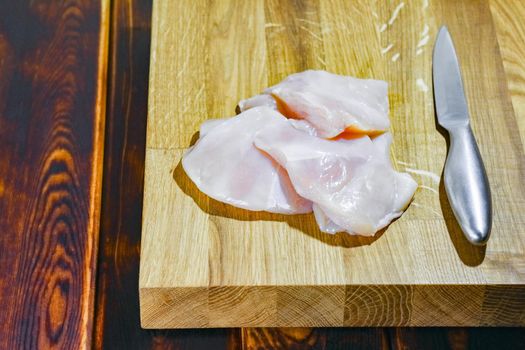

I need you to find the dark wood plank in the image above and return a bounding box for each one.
[242,328,390,350]
[93,1,238,348]
[238,327,525,350]
[465,328,525,350]
[389,328,455,350]
[389,328,525,350]
[0,0,108,348]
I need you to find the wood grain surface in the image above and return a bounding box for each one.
[93,0,239,348]
[87,0,525,347]
[491,0,525,149]
[0,0,109,348]
[93,0,525,348]
[140,0,525,328]
[1,0,525,348]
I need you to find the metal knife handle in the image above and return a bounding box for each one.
[444,125,492,245]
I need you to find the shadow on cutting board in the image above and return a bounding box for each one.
[173,158,388,249]
[435,118,486,267]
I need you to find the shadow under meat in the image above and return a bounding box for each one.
[173,159,387,249]
[189,130,200,147]
[434,104,486,266]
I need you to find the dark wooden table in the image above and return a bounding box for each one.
[1,1,524,349]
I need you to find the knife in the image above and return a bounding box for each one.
[432,26,492,245]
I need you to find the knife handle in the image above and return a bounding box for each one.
[444,125,492,245]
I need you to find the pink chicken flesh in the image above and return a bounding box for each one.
[182,107,312,214]
[238,70,390,139]
[183,70,417,236]
[254,119,417,236]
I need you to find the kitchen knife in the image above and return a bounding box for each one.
[432,26,492,245]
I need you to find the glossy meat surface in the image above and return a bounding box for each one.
[254,121,417,235]
[239,70,390,138]
[182,107,313,214]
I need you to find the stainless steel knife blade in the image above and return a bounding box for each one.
[433,27,470,128]
[432,26,492,245]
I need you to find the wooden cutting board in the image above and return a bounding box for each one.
[139,0,525,328]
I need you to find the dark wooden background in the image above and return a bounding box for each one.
[0,0,524,349]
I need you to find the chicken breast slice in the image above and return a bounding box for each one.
[182,107,312,214]
[238,94,276,112]
[201,117,318,138]
[310,133,405,234]
[313,204,344,234]
[199,118,229,137]
[239,70,390,139]
[254,121,417,236]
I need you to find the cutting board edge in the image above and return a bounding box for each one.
[139,284,525,328]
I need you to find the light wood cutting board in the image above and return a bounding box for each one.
[139,0,525,328]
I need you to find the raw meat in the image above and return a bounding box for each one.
[238,70,390,139]
[182,107,312,214]
[238,94,276,112]
[199,118,228,137]
[254,120,417,236]
[184,70,416,237]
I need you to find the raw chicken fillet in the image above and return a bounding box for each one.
[182,107,312,214]
[182,70,417,236]
[238,70,390,139]
[254,120,417,236]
